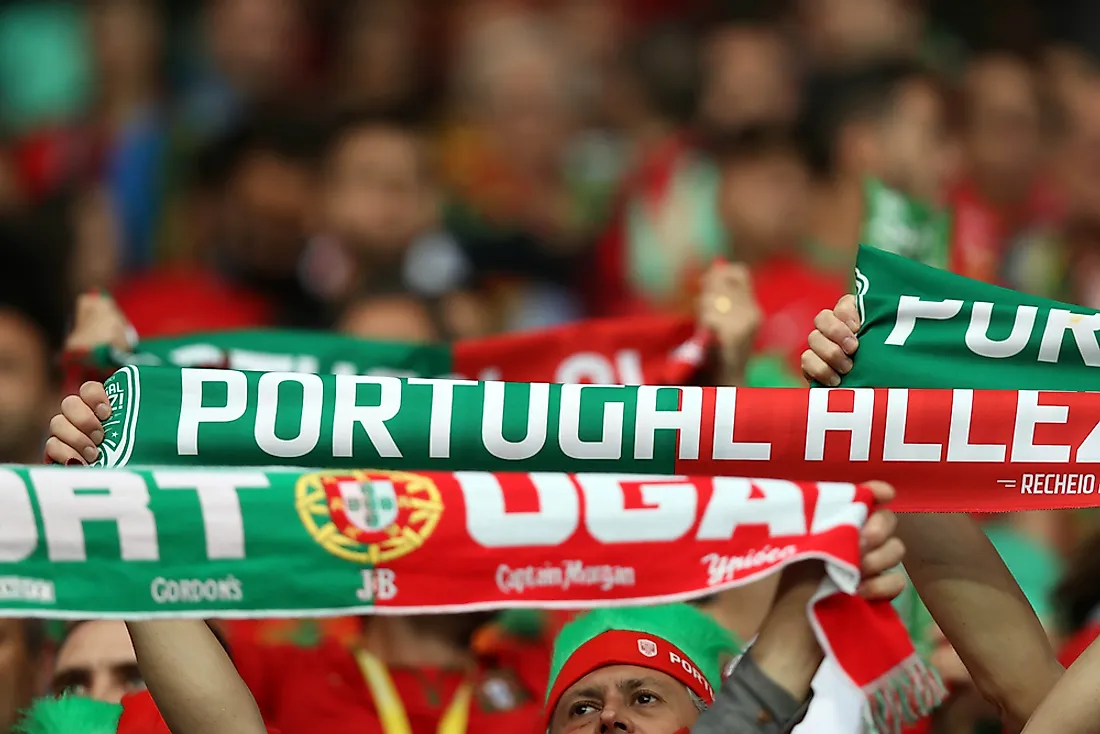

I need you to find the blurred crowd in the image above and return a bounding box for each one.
[7,0,1100,732]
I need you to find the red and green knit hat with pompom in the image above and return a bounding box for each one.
[13,692,170,734]
[544,604,740,726]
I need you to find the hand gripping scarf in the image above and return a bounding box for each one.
[1,464,938,734]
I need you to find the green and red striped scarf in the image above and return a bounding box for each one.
[65,314,800,389]
[3,458,937,734]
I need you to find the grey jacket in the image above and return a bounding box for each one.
[692,652,813,734]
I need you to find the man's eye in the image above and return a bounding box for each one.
[634,692,660,706]
[569,702,598,717]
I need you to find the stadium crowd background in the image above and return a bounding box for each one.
[2,0,1100,732]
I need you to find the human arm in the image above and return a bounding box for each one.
[801,296,1064,726]
[126,620,268,734]
[898,514,1062,728]
[1020,633,1100,734]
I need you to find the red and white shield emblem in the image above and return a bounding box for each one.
[637,639,658,658]
[321,474,400,543]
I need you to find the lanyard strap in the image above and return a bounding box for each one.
[355,649,473,734]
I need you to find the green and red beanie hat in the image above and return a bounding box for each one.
[14,691,170,734]
[545,604,740,725]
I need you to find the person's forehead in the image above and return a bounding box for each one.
[57,621,136,669]
[564,664,681,696]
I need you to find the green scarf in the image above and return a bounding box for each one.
[847,244,1099,389]
[862,179,952,271]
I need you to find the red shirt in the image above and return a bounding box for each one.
[749,254,848,373]
[232,639,549,734]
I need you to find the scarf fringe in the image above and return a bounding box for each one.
[861,651,947,734]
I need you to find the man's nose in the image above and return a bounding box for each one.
[598,707,634,732]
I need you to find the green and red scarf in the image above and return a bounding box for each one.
[64,313,800,390]
[1,463,938,734]
[87,365,1100,512]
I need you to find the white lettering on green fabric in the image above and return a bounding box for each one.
[965,303,1037,358]
[332,375,403,458]
[885,296,963,345]
[559,384,626,460]
[153,471,269,559]
[254,373,324,458]
[177,369,249,455]
[31,468,158,561]
[1039,310,1100,366]
[482,382,550,460]
[0,469,36,562]
[634,386,702,460]
[408,377,478,459]
[151,574,243,604]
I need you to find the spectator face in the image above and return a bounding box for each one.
[1054,82,1100,222]
[325,126,432,256]
[718,149,808,256]
[486,51,573,176]
[963,56,1043,202]
[700,28,797,132]
[799,0,918,64]
[207,0,300,98]
[339,0,418,108]
[339,296,439,343]
[549,665,699,734]
[0,621,45,734]
[223,150,316,278]
[874,77,953,204]
[89,0,161,94]
[51,621,143,704]
[461,16,576,178]
[0,309,55,464]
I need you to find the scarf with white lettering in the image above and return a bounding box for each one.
[845,244,1099,389]
[1,464,939,734]
[64,314,803,393]
[92,366,1100,511]
[65,316,713,387]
